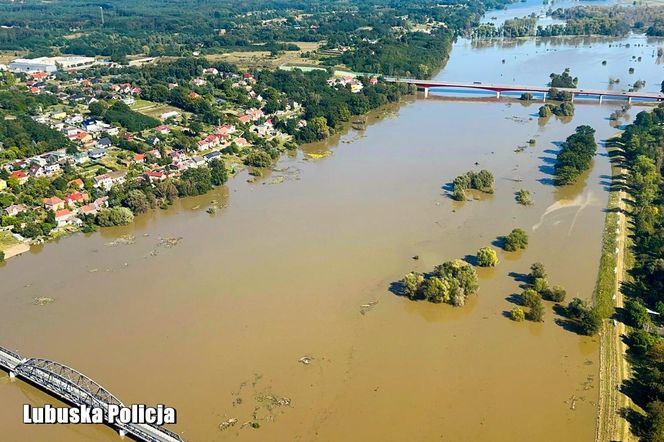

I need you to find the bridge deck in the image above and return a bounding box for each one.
[386,78,664,101]
[0,346,22,371]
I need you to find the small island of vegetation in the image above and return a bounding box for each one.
[451,169,494,201]
[554,125,597,186]
[398,259,479,307]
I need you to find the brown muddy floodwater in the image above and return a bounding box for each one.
[2,34,664,442]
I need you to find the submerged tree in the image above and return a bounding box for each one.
[504,228,529,252]
[477,247,499,267]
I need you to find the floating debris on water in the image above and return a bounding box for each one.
[105,234,136,247]
[33,296,54,306]
[158,236,183,248]
[360,299,379,315]
[298,356,314,365]
[219,418,238,431]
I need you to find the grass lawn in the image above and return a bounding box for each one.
[0,231,19,250]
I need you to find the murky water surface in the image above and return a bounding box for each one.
[2,10,664,442]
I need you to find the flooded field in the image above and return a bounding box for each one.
[2,19,664,442]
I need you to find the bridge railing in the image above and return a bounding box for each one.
[0,345,23,361]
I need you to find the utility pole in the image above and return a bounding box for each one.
[100,7,105,26]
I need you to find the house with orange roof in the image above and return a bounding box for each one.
[69,178,85,189]
[43,196,65,211]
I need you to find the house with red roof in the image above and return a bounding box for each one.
[10,170,29,185]
[145,170,167,182]
[64,192,89,207]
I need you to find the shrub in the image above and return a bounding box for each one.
[521,288,540,308]
[528,298,545,322]
[504,228,529,251]
[510,307,526,321]
[476,247,499,267]
[543,285,567,303]
[529,262,547,281]
[96,207,134,227]
[516,189,532,206]
[244,151,273,168]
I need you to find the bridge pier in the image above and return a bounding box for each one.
[570,93,574,102]
[599,95,603,104]
[118,429,127,438]
[423,87,429,99]
[542,92,546,102]
[9,371,16,379]
[495,91,501,99]
[628,96,632,104]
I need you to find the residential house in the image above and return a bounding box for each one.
[80,203,99,216]
[68,178,85,189]
[64,192,88,207]
[29,163,45,177]
[133,153,145,164]
[10,170,29,185]
[93,171,126,191]
[44,163,61,176]
[5,204,27,216]
[43,196,65,211]
[88,148,106,160]
[54,209,77,227]
[97,137,112,149]
[155,125,171,135]
[145,170,167,182]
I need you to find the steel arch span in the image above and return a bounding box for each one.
[15,358,125,412]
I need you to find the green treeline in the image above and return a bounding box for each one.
[553,125,597,186]
[0,0,513,76]
[89,101,159,132]
[258,69,413,143]
[612,106,664,440]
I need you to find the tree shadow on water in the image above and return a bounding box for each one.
[552,304,585,334]
[508,271,529,283]
[463,254,478,266]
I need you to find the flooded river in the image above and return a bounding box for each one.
[2,13,664,442]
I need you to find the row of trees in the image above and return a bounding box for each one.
[614,106,664,440]
[554,125,598,186]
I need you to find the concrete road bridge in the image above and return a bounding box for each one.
[384,77,664,102]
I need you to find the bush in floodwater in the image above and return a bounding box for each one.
[543,285,567,303]
[503,228,529,251]
[476,247,499,267]
[520,92,534,101]
[521,288,541,308]
[516,189,533,206]
[528,297,545,322]
[510,307,526,322]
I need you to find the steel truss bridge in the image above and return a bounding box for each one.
[0,345,184,442]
